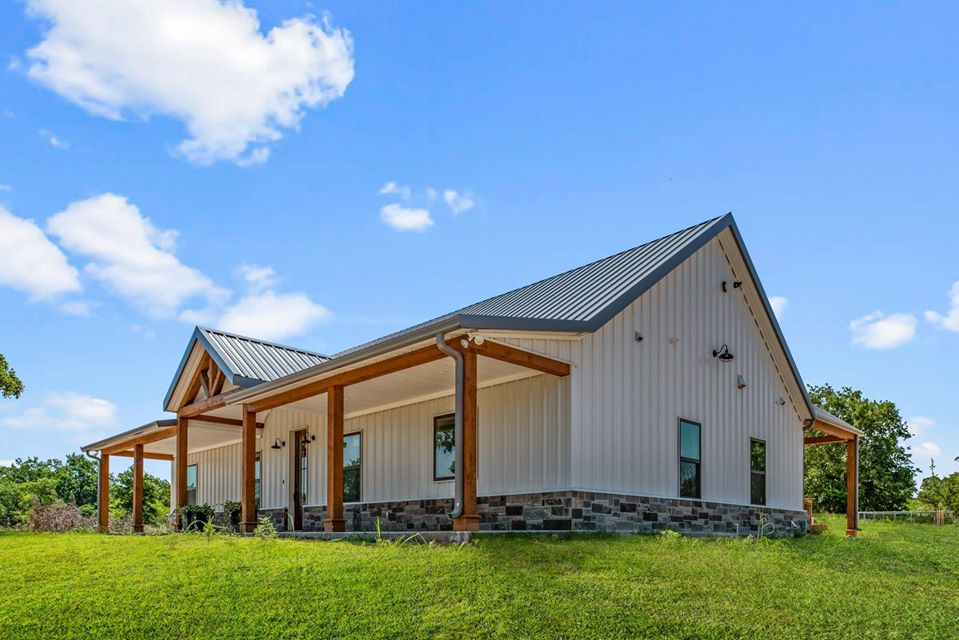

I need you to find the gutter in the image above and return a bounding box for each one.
[434,333,464,520]
[226,316,462,406]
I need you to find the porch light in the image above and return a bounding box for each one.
[271,438,285,450]
[712,344,735,362]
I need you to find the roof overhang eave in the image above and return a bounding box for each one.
[225,316,465,407]
[81,418,178,452]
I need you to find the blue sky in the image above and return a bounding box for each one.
[0,1,956,483]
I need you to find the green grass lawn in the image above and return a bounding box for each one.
[1,515,957,639]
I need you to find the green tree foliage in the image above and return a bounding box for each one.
[915,461,959,512]
[804,384,917,513]
[111,468,171,526]
[0,354,24,399]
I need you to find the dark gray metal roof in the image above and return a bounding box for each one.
[335,215,726,357]
[162,327,330,411]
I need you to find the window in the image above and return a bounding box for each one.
[750,439,766,505]
[344,432,361,503]
[186,464,197,505]
[254,451,262,510]
[434,414,455,481]
[679,419,701,499]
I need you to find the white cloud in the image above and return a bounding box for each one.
[850,311,917,349]
[0,205,81,300]
[769,296,788,321]
[0,184,12,192]
[443,189,474,214]
[912,441,942,460]
[0,392,119,433]
[237,264,279,293]
[23,0,354,165]
[218,290,328,341]
[378,181,411,200]
[380,203,433,232]
[39,129,69,149]
[425,187,437,202]
[925,280,959,332]
[908,416,936,438]
[59,300,92,316]
[47,193,228,317]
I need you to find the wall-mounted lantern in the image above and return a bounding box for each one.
[712,344,735,362]
[737,374,747,389]
[271,438,286,450]
[721,281,743,292]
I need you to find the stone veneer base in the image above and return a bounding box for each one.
[259,491,808,536]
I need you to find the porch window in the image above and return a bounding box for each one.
[186,464,197,505]
[344,432,361,503]
[254,451,261,510]
[434,414,455,481]
[750,439,766,505]
[679,419,701,499]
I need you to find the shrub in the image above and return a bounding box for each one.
[27,500,96,532]
[254,516,277,539]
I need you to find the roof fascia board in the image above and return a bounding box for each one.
[82,418,178,452]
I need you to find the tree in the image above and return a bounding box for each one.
[111,468,171,525]
[0,354,24,399]
[55,454,99,516]
[915,460,959,512]
[805,384,917,513]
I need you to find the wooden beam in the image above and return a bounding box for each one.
[454,349,480,531]
[180,352,211,410]
[465,339,570,377]
[112,451,175,461]
[191,415,265,429]
[179,389,240,418]
[132,444,144,533]
[101,427,177,455]
[803,435,845,446]
[98,454,110,533]
[175,416,188,528]
[809,419,855,441]
[324,385,346,532]
[846,435,859,537]
[245,338,568,414]
[241,406,257,533]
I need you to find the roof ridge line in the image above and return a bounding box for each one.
[197,325,331,359]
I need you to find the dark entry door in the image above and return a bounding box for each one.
[292,429,307,530]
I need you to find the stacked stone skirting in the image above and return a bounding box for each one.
[259,491,807,536]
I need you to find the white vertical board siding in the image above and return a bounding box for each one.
[186,374,570,508]
[561,236,803,510]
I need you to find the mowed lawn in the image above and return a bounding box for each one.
[1,516,957,640]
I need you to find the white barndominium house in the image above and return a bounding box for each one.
[83,214,862,538]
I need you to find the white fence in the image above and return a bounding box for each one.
[858,510,955,525]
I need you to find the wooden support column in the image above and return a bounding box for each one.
[98,453,110,533]
[454,349,480,531]
[241,405,258,533]
[132,444,144,533]
[325,385,346,532]
[846,435,859,537]
[175,416,188,529]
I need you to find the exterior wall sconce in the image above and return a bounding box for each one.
[300,433,317,446]
[737,374,747,389]
[634,331,643,342]
[271,438,286,450]
[776,397,786,406]
[712,344,735,362]
[721,281,743,292]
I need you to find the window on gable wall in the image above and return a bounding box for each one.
[750,439,766,506]
[186,464,197,506]
[434,414,455,481]
[679,420,701,499]
[344,432,361,502]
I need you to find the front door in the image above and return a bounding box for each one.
[291,429,308,530]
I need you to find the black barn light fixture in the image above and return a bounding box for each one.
[712,344,735,362]
[271,438,286,450]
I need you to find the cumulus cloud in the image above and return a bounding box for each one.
[0,206,81,301]
[0,184,12,192]
[237,264,279,293]
[769,296,788,321]
[908,416,936,438]
[47,193,228,317]
[379,181,411,200]
[443,189,474,214]
[0,392,119,433]
[380,204,433,232]
[23,0,354,165]
[912,441,942,460]
[850,311,917,349]
[39,128,69,149]
[925,280,959,332]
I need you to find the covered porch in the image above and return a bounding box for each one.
[87,330,572,533]
[803,406,863,537]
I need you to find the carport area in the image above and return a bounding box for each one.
[803,406,863,537]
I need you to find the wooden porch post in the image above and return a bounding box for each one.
[846,435,859,537]
[98,453,110,533]
[241,405,258,533]
[175,416,188,529]
[453,349,480,531]
[325,385,346,532]
[132,444,144,533]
